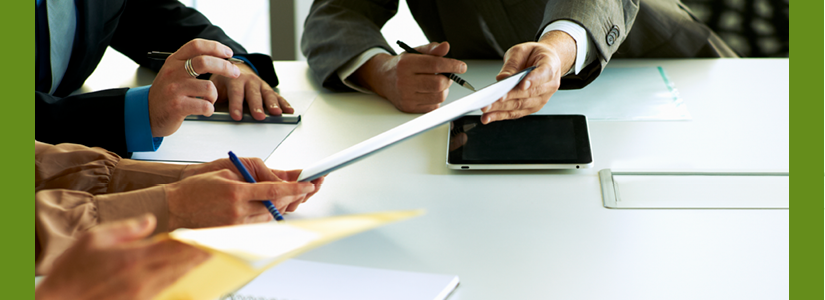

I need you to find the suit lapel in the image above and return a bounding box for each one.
[434,0,501,59]
[46,0,77,94]
[474,1,522,53]
[54,0,122,96]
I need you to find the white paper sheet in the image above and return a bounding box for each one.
[296,67,534,181]
[132,91,317,163]
[222,259,460,300]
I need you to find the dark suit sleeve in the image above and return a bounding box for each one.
[301,0,400,91]
[537,0,640,89]
[35,89,131,157]
[108,0,278,87]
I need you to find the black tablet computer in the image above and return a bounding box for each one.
[446,115,593,170]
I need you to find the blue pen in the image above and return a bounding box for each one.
[228,151,285,222]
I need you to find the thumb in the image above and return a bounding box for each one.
[91,214,157,247]
[416,41,450,57]
[496,47,528,81]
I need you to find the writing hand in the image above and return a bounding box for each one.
[353,42,467,113]
[166,169,316,229]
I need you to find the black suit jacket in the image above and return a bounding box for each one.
[35,0,279,157]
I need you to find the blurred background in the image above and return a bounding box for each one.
[178,0,789,60]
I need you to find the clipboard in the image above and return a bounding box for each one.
[296,66,535,182]
[185,112,300,124]
[184,101,301,124]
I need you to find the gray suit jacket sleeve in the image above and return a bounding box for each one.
[301,0,401,91]
[538,0,641,89]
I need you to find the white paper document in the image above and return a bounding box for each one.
[296,67,534,181]
[132,91,317,163]
[221,259,460,300]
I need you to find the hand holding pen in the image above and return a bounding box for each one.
[227,152,326,222]
[396,41,475,91]
[349,41,471,114]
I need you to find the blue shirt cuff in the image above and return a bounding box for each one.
[233,55,258,75]
[124,86,162,152]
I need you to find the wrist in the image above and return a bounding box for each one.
[352,53,394,97]
[538,31,577,75]
[164,183,182,230]
[179,164,197,180]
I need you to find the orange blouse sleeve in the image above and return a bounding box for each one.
[34,141,188,274]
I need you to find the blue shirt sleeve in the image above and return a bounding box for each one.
[124,86,163,152]
[233,56,259,75]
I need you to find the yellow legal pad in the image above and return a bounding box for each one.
[152,210,424,300]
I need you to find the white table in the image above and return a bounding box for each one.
[266,59,789,300]
[82,53,789,299]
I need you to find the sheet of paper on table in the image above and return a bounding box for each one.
[221,259,459,300]
[446,62,689,121]
[132,90,317,163]
[153,210,424,300]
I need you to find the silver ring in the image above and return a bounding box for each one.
[184,58,199,78]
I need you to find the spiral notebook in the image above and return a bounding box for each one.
[220,259,460,300]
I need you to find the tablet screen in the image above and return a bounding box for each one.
[447,115,592,165]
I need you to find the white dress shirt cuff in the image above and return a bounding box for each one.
[540,20,594,76]
[337,47,392,94]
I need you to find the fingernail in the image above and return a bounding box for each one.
[233,66,241,77]
[270,104,279,109]
[483,105,492,112]
[136,215,153,231]
[224,47,233,57]
[304,184,315,192]
[255,108,262,113]
[460,64,467,73]
[523,80,531,90]
[234,109,242,116]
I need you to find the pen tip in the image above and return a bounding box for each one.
[465,83,476,92]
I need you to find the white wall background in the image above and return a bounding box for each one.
[181,0,428,60]
[178,0,272,56]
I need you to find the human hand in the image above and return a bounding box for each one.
[35,215,209,300]
[352,42,467,113]
[148,39,242,137]
[269,169,326,212]
[179,157,325,212]
[166,169,316,229]
[482,31,577,124]
[211,63,294,121]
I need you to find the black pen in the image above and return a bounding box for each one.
[396,40,476,92]
[146,51,245,64]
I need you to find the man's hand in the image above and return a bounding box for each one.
[352,42,467,113]
[211,63,294,121]
[165,169,317,230]
[482,31,577,124]
[148,39,241,137]
[180,157,326,212]
[35,215,209,300]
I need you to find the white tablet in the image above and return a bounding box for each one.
[297,67,536,182]
[446,115,593,170]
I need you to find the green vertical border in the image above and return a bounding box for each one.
[12,1,809,300]
[793,0,824,299]
[4,0,31,298]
